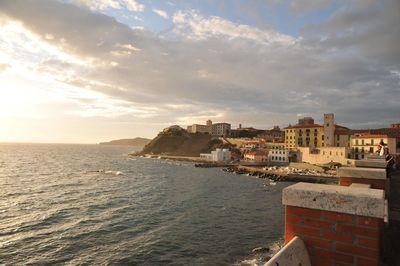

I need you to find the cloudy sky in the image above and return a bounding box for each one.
[0,0,399,143]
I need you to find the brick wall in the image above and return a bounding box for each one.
[285,205,383,266]
[339,177,386,190]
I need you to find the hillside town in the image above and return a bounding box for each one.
[165,113,400,168]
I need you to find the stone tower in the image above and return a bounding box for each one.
[323,113,335,147]
[206,120,212,133]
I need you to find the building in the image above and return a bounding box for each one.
[351,123,400,153]
[298,147,352,165]
[284,117,324,149]
[259,126,285,143]
[268,147,290,163]
[187,120,231,136]
[323,113,335,147]
[243,150,268,162]
[284,114,350,149]
[211,123,231,137]
[350,134,396,160]
[187,120,212,134]
[200,148,231,162]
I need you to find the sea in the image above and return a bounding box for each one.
[0,143,292,265]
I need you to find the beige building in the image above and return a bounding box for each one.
[244,150,268,162]
[187,120,231,136]
[298,147,352,165]
[187,120,212,134]
[212,123,231,137]
[351,134,396,160]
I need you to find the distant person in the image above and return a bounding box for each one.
[377,140,394,177]
[376,140,389,157]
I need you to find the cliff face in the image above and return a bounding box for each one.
[139,128,230,156]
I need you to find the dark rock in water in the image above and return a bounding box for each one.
[251,247,269,253]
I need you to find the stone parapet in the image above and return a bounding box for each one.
[282,183,385,266]
[337,167,386,179]
[355,159,386,169]
[283,183,385,218]
[337,167,388,190]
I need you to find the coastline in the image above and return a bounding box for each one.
[132,154,338,184]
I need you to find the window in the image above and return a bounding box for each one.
[370,147,373,153]
[355,147,359,153]
[362,140,364,145]
[326,123,329,127]
[356,140,359,145]
[371,139,374,145]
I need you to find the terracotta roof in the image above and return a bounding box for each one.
[353,134,388,139]
[284,124,323,129]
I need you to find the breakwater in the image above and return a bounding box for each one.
[222,165,338,184]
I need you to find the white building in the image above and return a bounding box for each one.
[268,148,290,163]
[200,148,231,162]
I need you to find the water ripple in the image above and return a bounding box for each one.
[0,143,289,265]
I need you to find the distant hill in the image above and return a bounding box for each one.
[138,126,232,156]
[99,137,151,146]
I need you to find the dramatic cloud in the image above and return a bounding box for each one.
[0,0,399,143]
[172,10,297,45]
[153,9,169,19]
[75,0,144,12]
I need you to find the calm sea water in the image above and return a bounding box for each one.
[0,143,291,265]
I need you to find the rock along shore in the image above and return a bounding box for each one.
[131,154,338,184]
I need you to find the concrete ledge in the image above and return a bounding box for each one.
[337,167,386,179]
[367,154,385,160]
[264,236,311,266]
[350,183,371,188]
[283,183,385,218]
[355,159,386,168]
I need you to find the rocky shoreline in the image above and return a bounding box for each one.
[221,166,338,184]
[133,154,338,184]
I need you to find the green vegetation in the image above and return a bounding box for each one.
[139,127,234,156]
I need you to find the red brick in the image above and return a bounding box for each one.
[323,210,354,223]
[309,256,332,266]
[303,217,333,230]
[357,216,382,228]
[357,257,379,266]
[286,213,302,224]
[336,224,380,238]
[339,177,385,190]
[309,247,354,264]
[336,242,379,259]
[286,206,321,219]
[339,179,352,186]
[284,231,296,243]
[303,236,332,249]
[322,230,354,243]
[286,224,321,237]
[357,236,379,250]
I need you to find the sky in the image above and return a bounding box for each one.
[0,0,399,144]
